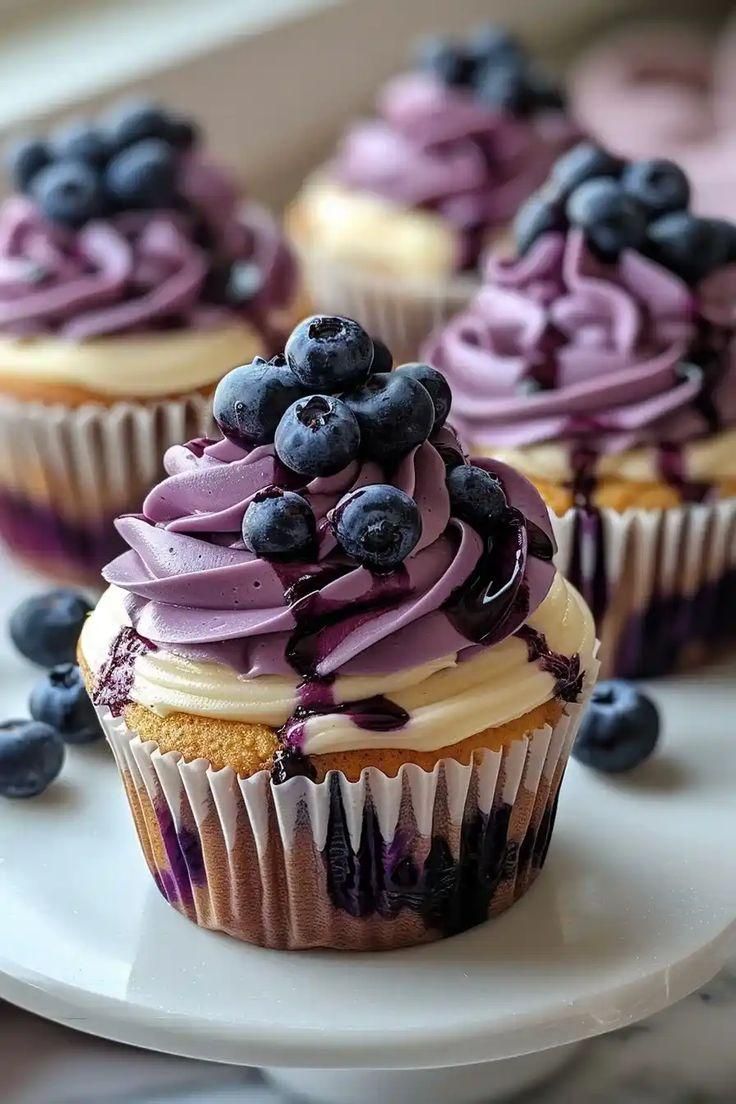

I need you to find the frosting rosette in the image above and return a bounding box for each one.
[426,228,736,453]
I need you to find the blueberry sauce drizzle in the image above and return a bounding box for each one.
[93,627,153,716]
[515,625,583,702]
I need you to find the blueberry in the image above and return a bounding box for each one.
[52,120,110,166]
[6,138,51,192]
[165,115,199,150]
[213,358,305,447]
[622,158,690,219]
[105,100,173,151]
[29,664,102,746]
[242,489,316,562]
[566,178,648,261]
[31,160,106,228]
[475,62,534,115]
[645,213,734,285]
[275,395,361,477]
[395,363,451,433]
[415,37,473,87]
[370,337,393,374]
[552,143,626,201]
[332,485,422,572]
[0,721,65,798]
[285,315,374,392]
[9,589,92,668]
[447,464,508,532]
[572,681,660,773]
[344,372,434,463]
[514,192,566,254]
[467,24,523,69]
[105,138,177,209]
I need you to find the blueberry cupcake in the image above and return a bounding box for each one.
[0,100,301,585]
[426,143,736,678]
[288,25,579,361]
[79,315,597,951]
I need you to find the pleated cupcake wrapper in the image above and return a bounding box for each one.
[552,498,736,679]
[99,661,598,952]
[0,391,214,586]
[295,247,479,364]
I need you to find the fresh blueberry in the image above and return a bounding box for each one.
[165,115,199,150]
[213,358,305,447]
[467,24,523,70]
[105,100,174,151]
[514,192,566,254]
[344,372,434,463]
[6,138,51,192]
[0,721,65,798]
[551,143,626,200]
[572,680,660,773]
[242,489,316,562]
[9,589,92,668]
[105,138,177,209]
[332,485,422,572]
[30,664,102,745]
[275,394,361,477]
[285,315,374,392]
[415,37,473,87]
[447,464,508,532]
[31,160,106,228]
[621,158,690,218]
[370,337,393,374]
[52,120,110,166]
[395,363,451,433]
[475,62,534,115]
[645,213,734,285]
[566,178,648,261]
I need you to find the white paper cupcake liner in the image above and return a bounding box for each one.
[0,390,215,586]
[98,659,598,952]
[296,249,479,364]
[552,499,736,678]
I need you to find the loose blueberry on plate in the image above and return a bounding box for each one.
[52,120,110,167]
[514,191,566,255]
[9,589,93,668]
[31,160,106,228]
[572,680,660,773]
[345,372,434,463]
[6,137,52,192]
[104,100,174,151]
[332,485,421,572]
[447,464,508,531]
[30,664,102,745]
[0,720,65,798]
[395,363,452,433]
[621,158,690,219]
[243,489,317,562]
[551,142,626,200]
[645,213,734,285]
[285,315,374,392]
[105,138,177,209]
[213,358,304,447]
[566,178,648,261]
[275,394,361,477]
[415,36,472,87]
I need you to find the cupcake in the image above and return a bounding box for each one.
[0,100,301,585]
[288,25,579,361]
[79,314,597,951]
[426,142,736,678]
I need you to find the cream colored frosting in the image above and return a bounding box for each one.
[81,573,595,756]
[477,428,736,486]
[290,179,459,280]
[0,324,260,398]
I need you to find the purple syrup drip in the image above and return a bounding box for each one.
[565,444,610,626]
[271,746,317,785]
[93,627,153,716]
[515,625,583,703]
[525,322,564,391]
[278,692,410,750]
[656,442,710,504]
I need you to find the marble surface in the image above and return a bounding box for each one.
[3,960,736,1104]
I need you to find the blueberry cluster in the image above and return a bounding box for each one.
[416,23,565,116]
[515,142,736,283]
[1,590,103,799]
[6,101,198,229]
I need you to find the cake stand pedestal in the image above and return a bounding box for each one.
[0,555,735,1104]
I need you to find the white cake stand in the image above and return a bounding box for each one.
[0,553,735,1104]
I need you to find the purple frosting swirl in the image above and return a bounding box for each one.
[102,428,556,678]
[331,73,580,270]
[426,229,736,452]
[0,154,297,340]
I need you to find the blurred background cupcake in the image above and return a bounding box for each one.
[288,24,579,361]
[426,142,736,679]
[0,99,302,586]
